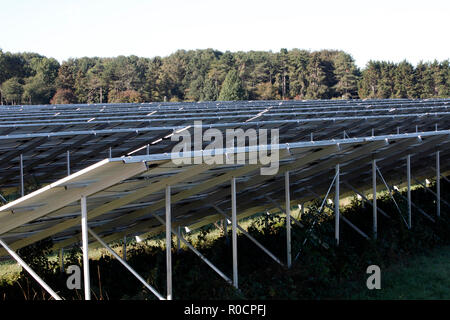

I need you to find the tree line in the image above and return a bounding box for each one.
[0,48,449,105]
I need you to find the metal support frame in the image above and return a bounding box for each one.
[372,159,377,239]
[212,205,283,267]
[413,176,450,209]
[393,190,435,223]
[292,172,338,260]
[335,164,340,246]
[67,150,70,176]
[150,213,233,285]
[344,182,391,219]
[165,185,172,300]
[407,154,412,229]
[0,238,62,300]
[231,177,238,289]
[321,201,370,240]
[436,150,441,218]
[80,195,91,300]
[0,192,6,204]
[20,154,24,197]
[376,166,409,227]
[285,171,292,268]
[88,228,165,300]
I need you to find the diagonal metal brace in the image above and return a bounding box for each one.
[391,190,436,223]
[0,238,62,300]
[150,212,233,285]
[265,196,329,249]
[88,228,165,300]
[413,176,450,209]
[344,182,391,219]
[376,166,409,227]
[212,205,284,267]
[321,202,370,240]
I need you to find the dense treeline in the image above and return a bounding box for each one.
[0,48,449,105]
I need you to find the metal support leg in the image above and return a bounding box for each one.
[123,236,127,261]
[335,164,340,246]
[372,159,377,239]
[0,238,62,300]
[81,195,91,300]
[165,185,172,300]
[150,213,232,285]
[285,171,292,268]
[376,166,408,227]
[394,191,435,223]
[344,182,391,219]
[231,177,238,289]
[109,147,112,158]
[413,176,450,209]
[437,150,440,218]
[407,155,412,229]
[20,154,24,197]
[88,229,165,300]
[323,202,370,240]
[213,205,284,266]
[67,150,70,176]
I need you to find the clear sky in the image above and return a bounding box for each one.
[0,0,448,68]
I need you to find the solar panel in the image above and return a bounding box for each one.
[0,98,449,300]
[0,98,448,189]
[0,99,448,252]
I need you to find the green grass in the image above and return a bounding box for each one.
[348,245,450,299]
[0,260,21,283]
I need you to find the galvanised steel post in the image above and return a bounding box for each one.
[166,185,172,300]
[335,164,340,246]
[407,155,412,229]
[437,150,440,218]
[372,159,377,239]
[231,177,238,289]
[285,171,292,268]
[20,154,24,197]
[81,195,91,300]
[88,228,165,300]
[67,150,70,176]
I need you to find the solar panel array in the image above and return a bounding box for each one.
[0,98,449,256]
[0,98,448,188]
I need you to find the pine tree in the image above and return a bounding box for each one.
[305,53,328,99]
[218,69,246,101]
[393,60,416,98]
[333,52,359,99]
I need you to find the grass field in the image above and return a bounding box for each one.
[347,245,450,299]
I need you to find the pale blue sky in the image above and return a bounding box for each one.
[0,0,448,68]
